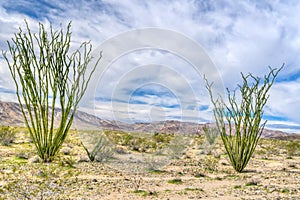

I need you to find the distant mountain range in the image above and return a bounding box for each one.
[0,101,298,139]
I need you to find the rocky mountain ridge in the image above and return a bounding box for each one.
[0,101,296,139]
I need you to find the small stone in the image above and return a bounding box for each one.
[3,170,13,174]
[16,152,28,159]
[268,187,276,193]
[115,145,129,154]
[60,146,72,155]
[199,150,205,155]
[28,155,41,163]
[0,181,6,187]
[77,155,90,163]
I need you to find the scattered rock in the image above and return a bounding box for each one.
[77,155,90,163]
[3,170,13,174]
[199,150,205,155]
[60,146,72,155]
[0,181,6,187]
[115,145,130,154]
[92,178,98,182]
[28,155,41,163]
[213,150,223,158]
[16,152,28,159]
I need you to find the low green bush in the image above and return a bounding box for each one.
[168,178,183,184]
[0,126,16,146]
[285,141,300,157]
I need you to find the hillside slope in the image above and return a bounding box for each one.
[0,101,296,139]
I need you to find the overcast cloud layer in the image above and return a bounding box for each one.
[1,0,300,133]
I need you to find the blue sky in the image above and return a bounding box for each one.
[1,0,300,133]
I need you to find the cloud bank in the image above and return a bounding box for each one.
[1,0,300,132]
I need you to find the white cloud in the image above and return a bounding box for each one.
[1,0,300,131]
[268,79,300,123]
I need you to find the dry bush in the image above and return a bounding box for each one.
[80,131,114,162]
[0,126,16,146]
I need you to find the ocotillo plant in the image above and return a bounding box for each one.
[205,65,283,172]
[2,21,102,162]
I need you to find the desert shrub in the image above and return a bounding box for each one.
[58,156,76,168]
[144,155,159,171]
[130,137,149,152]
[131,176,143,192]
[193,134,205,148]
[105,131,171,152]
[80,131,114,162]
[263,140,281,157]
[168,178,183,184]
[202,155,220,172]
[153,132,172,144]
[285,141,300,157]
[0,126,16,146]
[3,21,101,162]
[203,125,219,145]
[205,65,283,172]
[165,135,191,159]
[104,130,133,146]
[149,133,173,152]
[254,148,267,157]
[281,188,289,194]
[202,125,219,154]
[124,134,135,146]
[143,154,169,171]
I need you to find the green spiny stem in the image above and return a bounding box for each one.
[204,65,283,172]
[3,20,102,162]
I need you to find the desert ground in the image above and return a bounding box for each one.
[0,128,300,200]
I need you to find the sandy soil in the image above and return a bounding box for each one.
[0,131,299,199]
